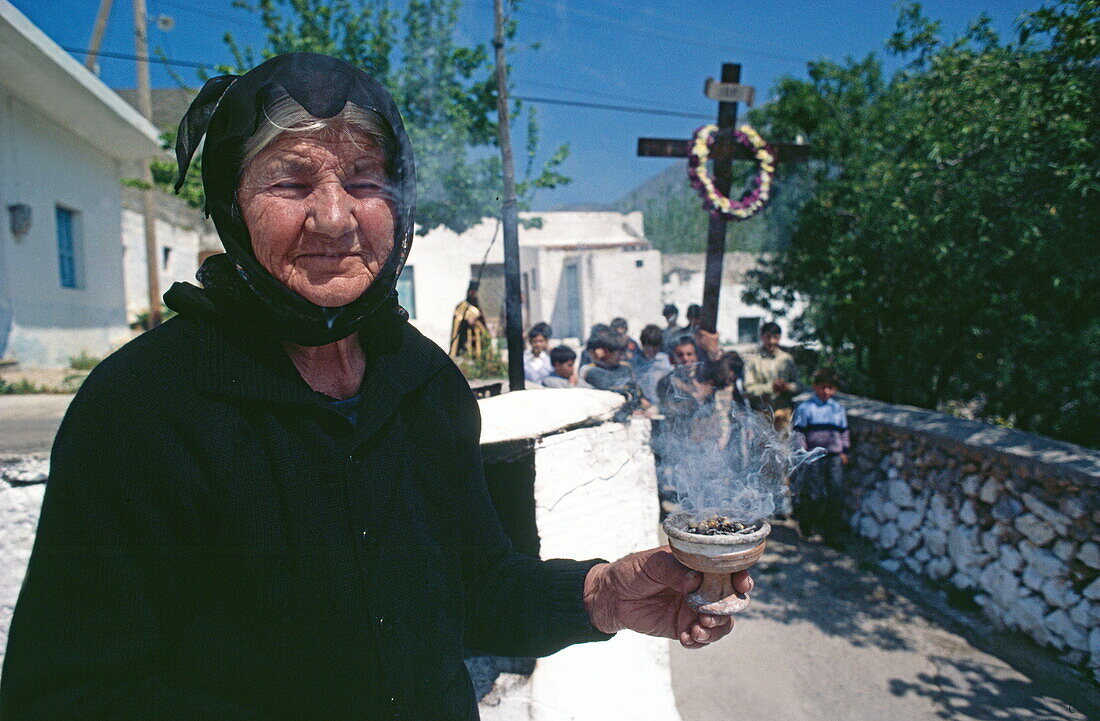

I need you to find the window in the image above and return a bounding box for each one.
[635,259,644,268]
[162,246,172,270]
[738,316,761,344]
[56,206,82,289]
[396,266,416,319]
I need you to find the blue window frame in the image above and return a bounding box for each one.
[396,266,416,319]
[56,206,79,289]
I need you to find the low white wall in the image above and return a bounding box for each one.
[478,389,680,721]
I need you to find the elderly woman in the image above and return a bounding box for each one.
[0,54,750,720]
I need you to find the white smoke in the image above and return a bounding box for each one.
[654,400,825,523]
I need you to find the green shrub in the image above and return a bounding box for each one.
[68,350,101,371]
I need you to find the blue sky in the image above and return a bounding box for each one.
[18,0,1043,210]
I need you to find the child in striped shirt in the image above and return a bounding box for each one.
[791,368,850,544]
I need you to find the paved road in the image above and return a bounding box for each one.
[0,395,73,455]
[669,523,1099,721]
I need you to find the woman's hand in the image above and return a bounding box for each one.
[583,547,753,649]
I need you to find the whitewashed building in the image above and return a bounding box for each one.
[405,211,662,350]
[662,252,806,347]
[0,2,160,366]
[120,187,221,324]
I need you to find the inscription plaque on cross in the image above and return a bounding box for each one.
[638,63,809,335]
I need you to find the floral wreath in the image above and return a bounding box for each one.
[688,124,776,220]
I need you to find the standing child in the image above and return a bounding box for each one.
[791,368,851,545]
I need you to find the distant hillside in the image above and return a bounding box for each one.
[568,160,813,254]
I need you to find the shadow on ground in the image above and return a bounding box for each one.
[889,654,1089,720]
[742,524,920,652]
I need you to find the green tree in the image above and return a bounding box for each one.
[162,0,568,232]
[744,1,1099,446]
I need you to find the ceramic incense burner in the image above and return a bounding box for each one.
[662,512,771,615]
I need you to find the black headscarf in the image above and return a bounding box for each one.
[173,53,416,346]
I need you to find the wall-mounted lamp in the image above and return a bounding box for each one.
[7,204,31,238]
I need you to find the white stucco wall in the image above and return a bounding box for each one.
[0,89,131,366]
[662,263,806,346]
[121,201,203,322]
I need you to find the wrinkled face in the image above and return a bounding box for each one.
[237,132,396,307]
[674,342,697,366]
[761,331,781,353]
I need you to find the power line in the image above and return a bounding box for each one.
[64,46,216,70]
[516,0,811,66]
[64,46,715,120]
[514,95,710,119]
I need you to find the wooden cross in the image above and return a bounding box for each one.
[638,63,809,335]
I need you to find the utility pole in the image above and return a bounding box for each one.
[492,0,525,392]
[133,0,162,327]
[85,0,115,72]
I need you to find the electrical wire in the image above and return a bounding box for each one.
[513,95,711,120]
[63,46,717,121]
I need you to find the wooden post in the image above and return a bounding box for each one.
[85,0,115,72]
[699,63,740,335]
[133,0,161,327]
[493,0,524,391]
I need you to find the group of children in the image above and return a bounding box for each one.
[522,312,854,547]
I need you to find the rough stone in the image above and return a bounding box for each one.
[998,544,1024,573]
[914,547,932,564]
[924,528,948,556]
[961,474,981,497]
[878,522,900,550]
[1059,496,1087,520]
[958,499,978,526]
[1052,539,1078,563]
[1083,576,1100,601]
[886,466,901,481]
[1068,599,1093,628]
[1041,578,1072,609]
[905,556,924,574]
[886,479,914,508]
[1045,609,1087,650]
[991,496,1023,525]
[1077,541,1100,570]
[1014,514,1055,547]
[979,564,1019,610]
[979,477,1001,505]
[951,571,975,589]
[879,559,902,574]
[1022,567,1045,592]
[1090,627,1100,660]
[881,500,900,521]
[1020,542,1067,579]
[1013,595,1052,645]
[859,515,880,541]
[928,495,955,531]
[927,557,952,580]
[897,532,921,554]
[980,531,1000,558]
[897,509,922,533]
[948,526,986,575]
[1021,493,1070,535]
[865,493,887,524]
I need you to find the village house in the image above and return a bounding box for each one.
[662,251,806,348]
[120,186,221,324]
[405,211,663,350]
[0,1,160,367]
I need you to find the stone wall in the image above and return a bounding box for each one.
[840,395,1100,680]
